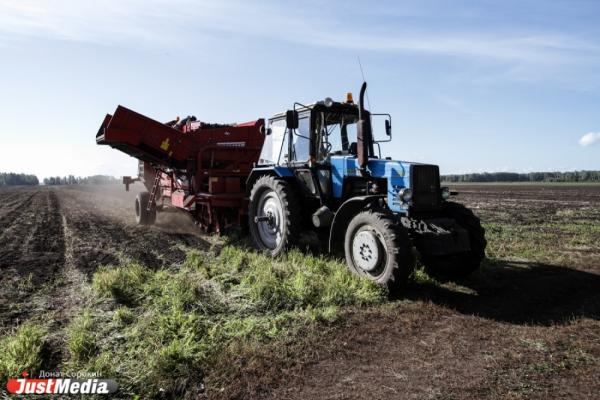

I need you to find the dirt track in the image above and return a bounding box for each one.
[1,184,599,399]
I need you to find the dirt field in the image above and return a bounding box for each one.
[0,184,599,399]
[0,184,209,353]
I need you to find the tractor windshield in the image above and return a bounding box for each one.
[259,119,287,165]
[314,111,359,162]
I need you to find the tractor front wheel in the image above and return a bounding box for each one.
[135,191,156,225]
[248,176,300,256]
[344,210,415,291]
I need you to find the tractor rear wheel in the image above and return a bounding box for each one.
[248,176,300,256]
[421,202,486,278]
[344,210,415,291]
[135,191,156,225]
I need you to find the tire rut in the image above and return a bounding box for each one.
[0,189,66,329]
[0,192,39,236]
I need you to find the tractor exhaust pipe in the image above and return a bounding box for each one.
[357,82,369,175]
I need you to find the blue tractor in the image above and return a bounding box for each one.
[247,83,486,289]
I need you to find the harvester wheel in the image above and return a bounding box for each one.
[249,176,300,256]
[421,202,486,278]
[135,191,156,226]
[344,210,415,291]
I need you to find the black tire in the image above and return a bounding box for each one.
[248,176,300,256]
[421,201,487,278]
[344,210,415,291]
[135,191,156,226]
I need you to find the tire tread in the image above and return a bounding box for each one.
[248,175,300,255]
[344,209,414,291]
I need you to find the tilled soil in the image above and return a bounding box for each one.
[454,184,600,226]
[0,184,598,399]
[0,184,209,333]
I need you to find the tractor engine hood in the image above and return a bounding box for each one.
[329,155,441,213]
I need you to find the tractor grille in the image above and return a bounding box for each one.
[410,165,441,212]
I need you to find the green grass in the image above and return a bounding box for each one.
[484,221,600,263]
[411,266,441,286]
[67,310,98,363]
[112,306,135,326]
[92,262,150,305]
[68,245,386,397]
[526,346,598,376]
[0,324,46,381]
[16,272,34,292]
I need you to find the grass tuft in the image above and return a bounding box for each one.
[113,306,135,326]
[92,263,150,305]
[67,310,98,363]
[0,324,46,381]
[411,266,440,286]
[238,248,386,310]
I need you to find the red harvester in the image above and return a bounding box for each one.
[96,105,265,232]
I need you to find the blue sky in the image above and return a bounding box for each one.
[0,0,599,180]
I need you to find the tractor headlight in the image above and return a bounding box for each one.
[441,186,450,200]
[398,188,412,203]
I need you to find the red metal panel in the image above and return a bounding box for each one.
[225,177,241,193]
[97,105,265,167]
[97,105,265,233]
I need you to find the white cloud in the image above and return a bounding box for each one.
[1,0,599,90]
[579,132,600,147]
[0,0,598,66]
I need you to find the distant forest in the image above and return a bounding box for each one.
[0,172,39,186]
[0,173,122,186]
[442,170,600,183]
[2,171,599,186]
[43,175,120,185]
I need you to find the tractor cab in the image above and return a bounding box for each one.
[254,85,393,213]
[258,98,363,166]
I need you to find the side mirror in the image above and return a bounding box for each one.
[385,119,391,136]
[260,125,272,135]
[286,110,299,130]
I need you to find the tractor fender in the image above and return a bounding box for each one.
[246,167,294,195]
[328,195,385,253]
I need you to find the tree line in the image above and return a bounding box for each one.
[442,170,600,183]
[0,173,120,186]
[3,170,599,186]
[42,175,120,185]
[0,172,39,186]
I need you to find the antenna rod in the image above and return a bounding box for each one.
[357,56,372,110]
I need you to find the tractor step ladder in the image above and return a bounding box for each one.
[147,170,161,211]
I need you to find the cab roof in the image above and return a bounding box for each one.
[269,100,360,121]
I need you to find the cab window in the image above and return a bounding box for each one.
[259,119,288,165]
[291,116,310,162]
